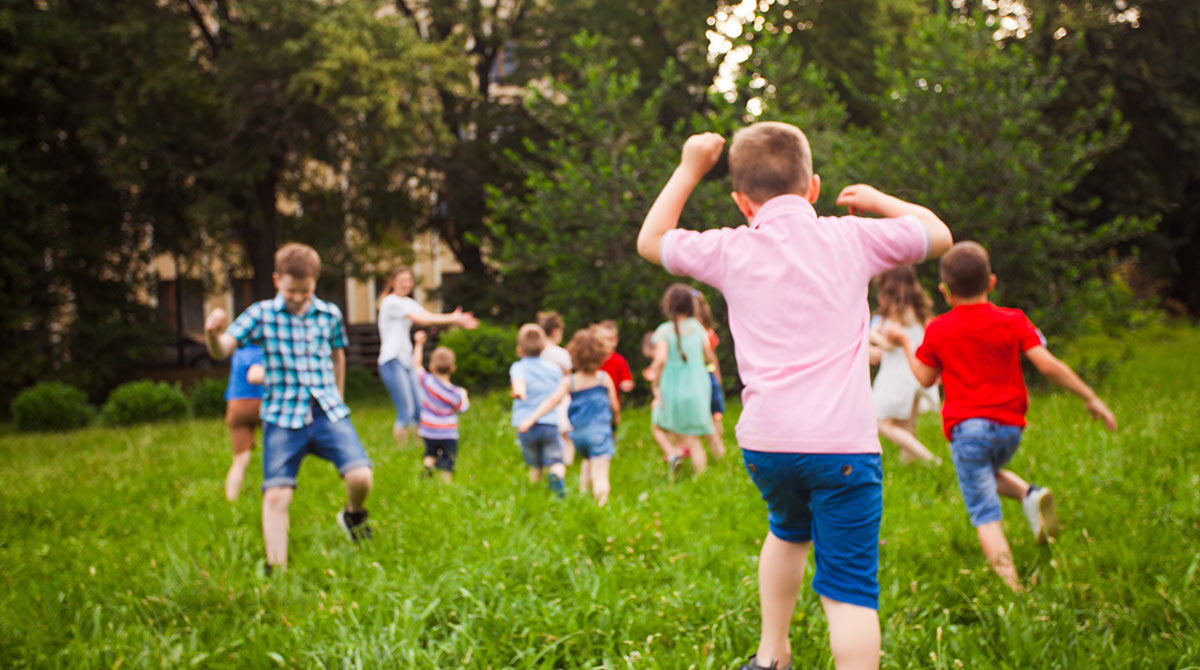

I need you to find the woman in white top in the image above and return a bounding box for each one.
[378,267,478,445]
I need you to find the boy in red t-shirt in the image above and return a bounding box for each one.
[595,320,635,396]
[888,241,1117,592]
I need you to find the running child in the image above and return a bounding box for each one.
[204,242,374,571]
[887,241,1117,592]
[869,266,941,464]
[692,289,728,461]
[537,311,575,466]
[518,327,620,506]
[223,344,264,501]
[511,323,566,497]
[638,123,953,670]
[411,331,469,484]
[645,283,715,475]
[596,320,635,399]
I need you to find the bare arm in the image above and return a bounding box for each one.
[408,306,479,329]
[517,378,570,432]
[637,133,726,265]
[603,374,621,426]
[836,184,953,259]
[644,340,669,384]
[203,309,238,360]
[510,378,527,400]
[886,325,941,388]
[246,363,265,386]
[702,338,721,383]
[333,348,346,399]
[1024,346,1118,430]
[412,330,426,372]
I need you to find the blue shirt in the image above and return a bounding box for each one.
[225,345,264,401]
[510,357,562,427]
[225,294,350,429]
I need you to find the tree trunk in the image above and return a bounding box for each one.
[236,169,281,302]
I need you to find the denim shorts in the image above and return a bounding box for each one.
[261,403,372,491]
[517,423,563,468]
[742,449,883,610]
[709,372,725,415]
[570,425,615,460]
[423,438,458,473]
[379,359,420,428]
[950,418,1023,527]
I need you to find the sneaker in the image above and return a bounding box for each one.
[667,455,684,475]
[547,473,566,499]
[738,655,791,670]
[336,508,373,543]
[1022,486,1059,544]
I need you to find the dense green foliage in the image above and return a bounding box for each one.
[343,366,385,405]
[10,382,94,433]
[438,322,519,392]
[0,329,1197,667]
[189,378,229,420]
[100,381,190,427]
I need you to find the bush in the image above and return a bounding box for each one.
[344,365,385,403]
[189,378,228,419]
[439,323,518,391]
[10,382,94,432]
[101,380,189,426]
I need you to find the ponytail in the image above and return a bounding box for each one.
[674,319,688,363]
[661,283,696,363]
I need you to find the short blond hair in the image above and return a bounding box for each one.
[275,243,321,279]
[430,346,456,375]
[729,121,813,204]
[517,323,546,357]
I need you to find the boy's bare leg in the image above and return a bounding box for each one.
[590,457,611,507]
[548,462,566,480]
[754,532,809,667]
[225,449,253,501]
[705,416,727,461]
[684,435,707,474]
[821,597,881,670]
[579,459,592,493]
[995,470,1031,500]
[561,433,576,466]
[262,486,293,568]
[651,424,680,461]
[877,419,939,464]
[343,466,372,513]
[440,471,453,484]
[977,520,1023,592]
[528,467,543,483]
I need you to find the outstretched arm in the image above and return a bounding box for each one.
[408,306,479,329]
[836,184,953,259]
[1024,346,1118,430]
[412,330,427,372]
[637,133,726,266]
[517,378,570,433]
[204,309,238,360]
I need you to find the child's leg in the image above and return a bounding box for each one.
[224,400,259,501]
[651,424,679,461]
[528,467,543,483]
[681,434,707,473]
[995,469,1031,500]
[226,448,252,501]
[977,521,1022,592]
[754,532,811,666]
[877,418,939,464]
[262,486,293,567]
[590,456,612,507]
[821,597,881,670]
[579,458,592,493]
[343,466,372,513]
[704,421,726,461]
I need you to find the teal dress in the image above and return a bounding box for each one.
[651,318,714,436]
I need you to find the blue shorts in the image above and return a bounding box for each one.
[570,425,615,460]
[742,449,883,610]
[261,403,372,491]
[950,418,1023,527]
[517,424,563,468]
[379,359,420,428]
[709,372,725,415]
[423,438,458,473]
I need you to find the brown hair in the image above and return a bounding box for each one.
[517,323,546,357]
[380,266,413,298]
[662,283,696,362]
[567,328,608,374]
[875,266,934,326]
[939,241,992,298]
[595,319,618,333]
[274,243,321,279]
[430,346,456,375]
[729,121,813,204]
[692,290,717,331]
[536,310,563,337]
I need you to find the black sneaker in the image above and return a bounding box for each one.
[336,508,372,543]
[738,655,791,670]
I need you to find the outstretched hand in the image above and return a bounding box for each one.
[413,330,427,345]
[205,308,228,336]
[1086,397,1118,432]
[836,184,889,216]
[679,132,726,180]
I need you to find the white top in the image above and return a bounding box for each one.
[541,343,572,373]
[873,319,939,420]
[377,294,423,366]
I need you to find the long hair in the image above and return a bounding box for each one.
[380,266,413,298]
[662,283,696,362]
[692,290,717,331]
[875,266,933,326]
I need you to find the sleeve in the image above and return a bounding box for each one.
[329,305,349,349]
[660,227,733,289]
[651,322,669,344]
[456,386,470,413]
[1015,312,1045,352]
[914,320,942,369]
[509,361,523,382]
[853,215,930,278]
[226,303,262,347]
[617,357,633,385]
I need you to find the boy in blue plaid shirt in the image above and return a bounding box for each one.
[205,243,374,571]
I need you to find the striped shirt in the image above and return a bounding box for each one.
[226,294,350,429]
[417,370,469,439]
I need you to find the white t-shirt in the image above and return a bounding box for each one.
[541,343,572,373]
[377,294,423,366]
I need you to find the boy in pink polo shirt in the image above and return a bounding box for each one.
[637,122,952,670]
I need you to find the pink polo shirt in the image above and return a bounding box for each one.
[660,195,928,454]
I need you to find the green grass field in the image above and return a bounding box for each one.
[2,329,1198,669]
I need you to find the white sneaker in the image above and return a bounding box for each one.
[1022,487,1059,544]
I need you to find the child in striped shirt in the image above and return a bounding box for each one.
[412,331,470,483]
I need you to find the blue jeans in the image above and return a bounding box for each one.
[261,402,372,490]
[379,359,420,428]
[950,418,1024,527]
[517,424,563,468]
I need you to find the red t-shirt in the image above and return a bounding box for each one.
[600,352,633,393]
[915,302,1045,440]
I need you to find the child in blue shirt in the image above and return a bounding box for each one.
[510,323,566,497]
[223,344,264,501]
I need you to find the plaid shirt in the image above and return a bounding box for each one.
[226,294,351,428]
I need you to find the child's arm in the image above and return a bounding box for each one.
[333,348,346,399]
[603,374,621,426]
[702,338,721,383]
[516,378,570,433]
[637,132,726,266]
[644,339,669,383]
[412,330,426,372]
[885,325,940,388]
[203,309,239,360]
[457,387,470,414]
[618,359,635,393]
[510,378,527,400]
[1024,346,1118,430]
[246,363,265,386]
[836,184,953,259]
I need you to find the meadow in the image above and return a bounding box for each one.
[1,329,1197,669]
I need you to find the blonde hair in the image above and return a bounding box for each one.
[274,243,321,279]
[517,323,546,357]
[729,121,813,204]
[430,346,456,375]
[567,328,608,374]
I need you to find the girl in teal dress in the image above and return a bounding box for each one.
[647,283,715,474]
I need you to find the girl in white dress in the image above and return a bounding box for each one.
[870,266,941,464]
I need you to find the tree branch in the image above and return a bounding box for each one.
[181,0,220,58]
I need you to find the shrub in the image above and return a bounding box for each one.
[189,378,228,419]
[10,382,94,432]
[344,365,385,403]
[438,323,518,391]
[101,380,189,426]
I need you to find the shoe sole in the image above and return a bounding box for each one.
[336,510,360,543]
[1036,490,1060,544]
